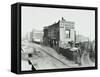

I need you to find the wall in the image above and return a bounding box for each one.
[0,0,99,77]
[59,19,75,42]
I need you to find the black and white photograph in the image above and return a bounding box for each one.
[21,5,96,71]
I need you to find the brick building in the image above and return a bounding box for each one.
[43,17,76,52]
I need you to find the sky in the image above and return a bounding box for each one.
[21,6,95,41]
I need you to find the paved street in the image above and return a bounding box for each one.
[27,43,72,70]
[21,42,95,70]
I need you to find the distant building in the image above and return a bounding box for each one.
[43,17,76,52]
[24,29,43,43]
[32,30,43,43]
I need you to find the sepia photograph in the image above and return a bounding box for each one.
[21,5,96,71]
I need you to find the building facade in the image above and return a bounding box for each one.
[43,17,76,52]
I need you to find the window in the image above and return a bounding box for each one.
[65,30,70,38]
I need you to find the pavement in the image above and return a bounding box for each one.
[21,42,95,70]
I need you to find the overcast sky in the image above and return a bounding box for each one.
[21,6,95,41]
